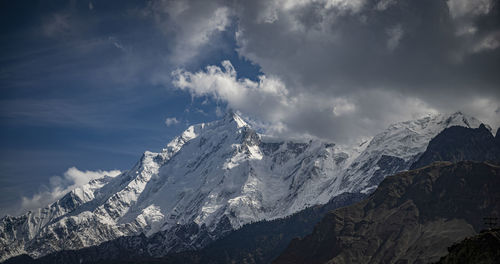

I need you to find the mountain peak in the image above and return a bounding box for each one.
[222,111,249,128]
[441,111,482,129]
[161,112,250,158]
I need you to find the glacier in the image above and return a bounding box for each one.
[0,111,484,261]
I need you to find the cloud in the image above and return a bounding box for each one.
[472,31,500,53]
[4,0,500,154]
[143,0,231,65]
[42,13,71,37]
[227,0,500,137]
[375,0,397,11]
[332,98,356,117]
[172,60,440,142]
[386,24,404,51]
[172,60,291,126]
[447,0,493,18]
[21,167,121,212]
[31,0,500,142]
[165,117,180,126]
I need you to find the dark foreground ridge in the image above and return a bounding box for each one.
[435,228,500,264]
[411,124,500,169]
[274,161,500,264]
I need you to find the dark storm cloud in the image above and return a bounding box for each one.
[171,0,499,142]
[236,0,499,96]
[232,0,500,139]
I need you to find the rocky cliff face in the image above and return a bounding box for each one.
[274,161,500,264]
[410,124,500,169]
[0,112,484,262]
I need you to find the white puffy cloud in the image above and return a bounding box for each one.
[165,117,180,126]
[21,167,121,212]
[172,60,291,126]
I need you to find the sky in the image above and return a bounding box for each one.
[0,0,499,216]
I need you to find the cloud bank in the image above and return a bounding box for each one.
[172,60,439,142]
[167,0,500,141]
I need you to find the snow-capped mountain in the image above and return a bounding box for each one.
[0,111,484,261]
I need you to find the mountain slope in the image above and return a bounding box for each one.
[0,112,483,261]
[336,111,485,194]
[274,161,500,264]
[275,124,500,264]
[410,124,500,169]
[3,193,367,264]
[1,113,354,261]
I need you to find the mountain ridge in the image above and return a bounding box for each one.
[410,124,500,169]
[274,123,500,264]
[0,111,484,261]
[274,161,500,264]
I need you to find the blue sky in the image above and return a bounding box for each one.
[1,0,499,216]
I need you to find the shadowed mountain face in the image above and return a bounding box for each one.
[274,161,500,264]
[410,124,500,170]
